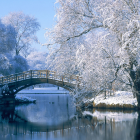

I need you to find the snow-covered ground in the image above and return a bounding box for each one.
[18,87,69,94]
[15,95,36,103]
[16,87,69,103]
[84,91,138,108]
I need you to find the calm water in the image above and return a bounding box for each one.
[0,93,140,140]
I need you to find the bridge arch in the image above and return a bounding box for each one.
[14,77,75,94]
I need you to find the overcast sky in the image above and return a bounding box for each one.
[0,0,56,52]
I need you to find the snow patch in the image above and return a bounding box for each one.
[15,95,36,103]
[90,91,138,106]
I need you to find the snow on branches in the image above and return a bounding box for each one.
[45,0,140,105]
[0,12,40,76]
[2,12,40,57]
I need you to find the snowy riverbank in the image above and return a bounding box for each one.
[16,89,138,109]
[15,87,68,103]
[15,95,36,104]
[18,87,69,94]
[84,91,138,109]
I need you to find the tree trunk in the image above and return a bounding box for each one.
[136,93,140,109]
[132,85,140,109]
[129,65,140,109]
[132,82,140,109]
[134,67,140,109]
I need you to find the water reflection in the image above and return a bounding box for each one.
[0,94,140,140]
[83,109,139,140]
[135,112,140,140]
[0,105,15,123]
[15,94,76,126]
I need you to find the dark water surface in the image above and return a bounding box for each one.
[0,94,140,140]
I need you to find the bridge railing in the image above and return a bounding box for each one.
[0,70,82,86]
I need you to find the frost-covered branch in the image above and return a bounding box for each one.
[45,0,140,106]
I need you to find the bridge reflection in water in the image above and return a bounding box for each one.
[0,94,140,140]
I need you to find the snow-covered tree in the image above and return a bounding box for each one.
[2,12,40,57]
[0,12,40,75]
[46,0,140,107]
[0,20,16,75]
[12,55,29,73]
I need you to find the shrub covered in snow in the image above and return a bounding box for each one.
[15,95,36,104]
